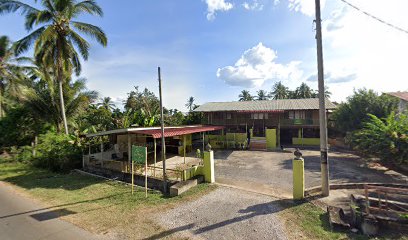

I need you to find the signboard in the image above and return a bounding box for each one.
[131,145,148,197]
[132,145,147,164]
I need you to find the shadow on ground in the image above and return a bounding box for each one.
[2,170,106,191]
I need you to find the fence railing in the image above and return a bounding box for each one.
[280,119,319,126]
[364,185,408,214]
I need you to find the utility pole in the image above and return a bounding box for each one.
[315,0,330,196]
[158,67,167,194]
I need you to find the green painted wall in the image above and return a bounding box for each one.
[182,150,214,183]
[266,129,277,150]
[292,138,320,146]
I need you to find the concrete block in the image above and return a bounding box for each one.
[169,176,204,197]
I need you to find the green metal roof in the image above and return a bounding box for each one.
[194,98,337,112]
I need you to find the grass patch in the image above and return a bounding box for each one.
[0,161,217,239]
[280,201,408,240]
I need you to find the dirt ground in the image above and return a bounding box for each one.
[152,186,288,240]
[214,149,408,197]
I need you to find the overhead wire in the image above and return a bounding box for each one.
[339,0,408,35]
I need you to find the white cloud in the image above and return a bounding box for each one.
[287,0,325,16]
[217,43,303,87]
[205,0,234,21]
[306,71,357,83]
[321,0,408,102]
[242,1,264,11]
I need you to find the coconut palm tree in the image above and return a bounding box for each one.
[294,82,314,99]
[24,63,97,132]
[0,0,108,134]
[238,90,253,101]
[0,35,29,118]
[315,86,332,99]
[256,90,269,101]
[270,81,290,99]
[97,97,115,111]
[185,96,195,112]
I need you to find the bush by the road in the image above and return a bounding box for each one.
[352,112,408,166]
[32,132,82,172]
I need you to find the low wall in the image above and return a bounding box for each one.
[183,165,204,181]
[84,165,177,192]
[292,138,320,146]
[182,151,214,183]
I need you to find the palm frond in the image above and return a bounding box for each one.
[13,26,46,55]
[71,21,107,46]
[68,30,90,60]
[0,0,39,15]
[73,0,103,17]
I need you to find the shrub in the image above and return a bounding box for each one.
[352,112,408,165]
[33,132,82,172]
[10,146,33,162]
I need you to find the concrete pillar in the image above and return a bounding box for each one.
[293,157,305,200]
[203,150,215,183]
[266,128,277,150]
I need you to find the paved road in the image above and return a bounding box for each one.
[152,186,288,240]
[214,149,408,197]
[0,182,108,240]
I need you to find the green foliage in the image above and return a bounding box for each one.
[352,112,408,165]
[185,96,195,111]
[333,89,398,133]
[0,106,43,148]
[33,132,82,172]
[10,145,33,162]
[238,90,253,101]
[256,89,269,100]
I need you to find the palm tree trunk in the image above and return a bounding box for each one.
[0,86,3,119]
[58,77,68,134]
[57,40,69,134]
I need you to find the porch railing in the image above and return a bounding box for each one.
[280,119,319,126]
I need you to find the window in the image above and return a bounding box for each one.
[295,111,305,119]
[226,113,232,119]
[287,111,305,119]
[288,111,295,119]
[250,113,267,119]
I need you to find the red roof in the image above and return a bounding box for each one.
[387,91,408,101]
[131,125,225,138]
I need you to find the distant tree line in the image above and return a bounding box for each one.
[238,82,331,101]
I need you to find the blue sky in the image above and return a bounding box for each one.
[1,0,408,110]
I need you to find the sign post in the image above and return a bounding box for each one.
[131,145,148,197]
[131,160,134,195]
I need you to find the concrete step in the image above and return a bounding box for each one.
[170,175,204,197]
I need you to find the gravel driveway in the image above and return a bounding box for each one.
[151,186,288,240]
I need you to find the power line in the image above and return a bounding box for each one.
[339,0,408,35]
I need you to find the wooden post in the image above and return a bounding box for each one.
[202,132,205,153]
[154,138,157,177]
[183,135,186,164]
[145,147,148,198]
[100,140,104,167]
[131,160,134,195]
[158,67,167,193]
[127,134,131,173]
